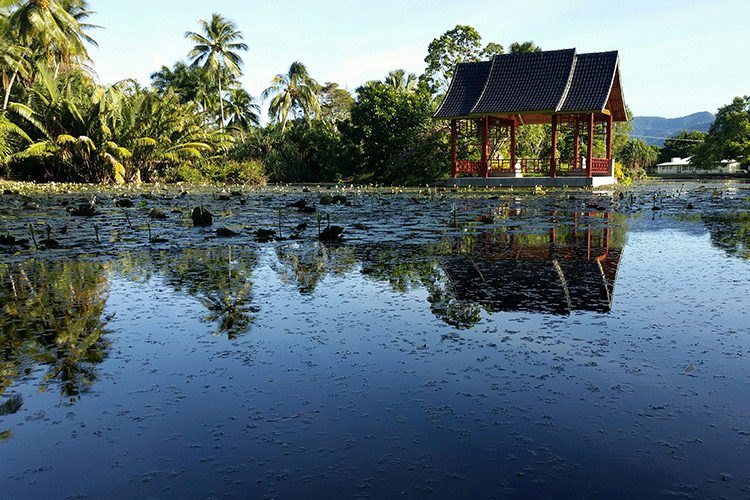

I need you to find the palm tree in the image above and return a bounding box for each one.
[224,87,260,140]
[54,0,100,77]
[2,0,94,109]
[1,12,32,111]
[7,0,91,67]
[261,61,321,132]
[508,41,542,54]
[384,69,417,93]
[185,13,247,130]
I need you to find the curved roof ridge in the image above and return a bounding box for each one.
[432,60,492,119]
[558,51,620,115]
[556,51,578,112]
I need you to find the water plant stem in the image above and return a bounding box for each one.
[29,223,37,250]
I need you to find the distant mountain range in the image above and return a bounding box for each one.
[630,112,715,147]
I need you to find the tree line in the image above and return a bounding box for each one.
[0,4,746,185]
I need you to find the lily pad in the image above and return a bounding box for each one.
[216,227,239,237]
[149,208,168,219]
[191,206,213,227]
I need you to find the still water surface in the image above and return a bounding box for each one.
[1,182,749,499]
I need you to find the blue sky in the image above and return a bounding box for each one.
[89,0,749,120]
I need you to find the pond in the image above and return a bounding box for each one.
[1,181,749,499]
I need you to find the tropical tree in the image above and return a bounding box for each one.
[692,96,750,170]
[53,0,99,77]
[340,82,433,183]
[6,0,93,73]
[185,13,248,129]
[422,25,503,92]
[1,0,96,111]
[224,87,260,139]
[0,111,31,167]
[115,88,229,180]
[0,13,32,111]
[508,41,542,53]
[318,82,353,125]
[151,62,213,106]
[8,64,128,182]
[617,138,658,177]
[384,69,418,93]
[657,129,707,163]
[261,61,321,132]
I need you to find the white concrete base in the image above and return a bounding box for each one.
[445,176,617,188]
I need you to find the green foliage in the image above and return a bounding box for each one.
[185,13,248,129]
[614,160,636,185]
[319,82,354,124]
[692,96,750,169]
[508,41,542,53]
[150,62,214,105]
[389,124,451,186]
[261,61,321,132]
[168,157,265,185]
[384,69,418,93]
[230,124,303,182]
[616,138,657,175]
[422,25,503,92]
[657,129,707,163]
[340,82,434,183]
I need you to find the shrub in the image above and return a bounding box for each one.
[166,158,267,185]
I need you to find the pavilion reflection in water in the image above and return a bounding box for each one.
[442,211,623,315]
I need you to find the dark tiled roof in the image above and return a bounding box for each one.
[471,49,576,115]
[432,48,627,121]
[432,61,491,119]
[558,51,618,114]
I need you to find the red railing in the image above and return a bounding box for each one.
[488,158,549,175]
[590,158,610,174]
[453,158,611,177]
[456,160,481,175]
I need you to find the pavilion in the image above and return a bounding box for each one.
[433,48,627,187]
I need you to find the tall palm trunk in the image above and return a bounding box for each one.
[3,66,19,111]
[218,75,224,130]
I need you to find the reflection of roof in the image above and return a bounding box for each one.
[442,248,622,315]
[433,49,626,122]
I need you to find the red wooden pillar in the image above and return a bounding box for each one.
[480,116,489,178]
[586,113,594,177]
[451,119,457,178]
[606,113,613,160]
[550,115,558,177]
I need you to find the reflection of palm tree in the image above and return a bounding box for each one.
[185,13,248,130]
[202,285,258,339]
[262,61,321,132]
[276,244,357,294]
[127,248,259,338]
[1,260,111,400]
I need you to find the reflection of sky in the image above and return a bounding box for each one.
[2,214,750,500]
